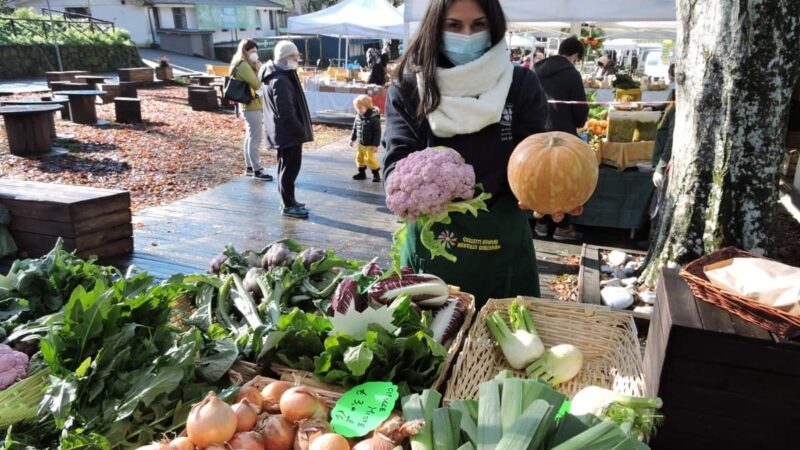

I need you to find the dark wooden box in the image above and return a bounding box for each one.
[188,87,218,111]
[0,180,133,259]
[118,67,154,85]
[644,269,800,449]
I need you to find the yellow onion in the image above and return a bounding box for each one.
[293,419,331,450]
[257,414,296,450]
[169,437,195,450]
[237,386,265,413]
[262,381,292,414]
[280,387,325,423]
[134,444,171,450]
[228,431,265,450]
[186,391,237,448]
[233,399,259,432]
[205,444,228,450]
[308,434,348,450]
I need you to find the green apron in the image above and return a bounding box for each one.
[400,195,540,309]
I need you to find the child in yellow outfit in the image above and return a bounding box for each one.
[350,95,382,182]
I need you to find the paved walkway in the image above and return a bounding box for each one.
[139,48,223,75]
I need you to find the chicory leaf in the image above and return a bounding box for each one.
[343,343,373,377]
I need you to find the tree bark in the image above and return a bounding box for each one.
[642,0,800,284]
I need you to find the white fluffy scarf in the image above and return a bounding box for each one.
[419,41,514,138]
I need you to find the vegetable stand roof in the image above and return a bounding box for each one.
[287,0,405,39]
[403,0,677,22]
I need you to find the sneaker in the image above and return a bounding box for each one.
[553,225,583,242]
[534,222,549,237]
[295,202,306,208]
[245,166,254,175]
[253,168,273,181]
[282,206,309,218]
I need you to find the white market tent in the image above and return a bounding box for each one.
[288,0,404,63]
[403,0,677,22]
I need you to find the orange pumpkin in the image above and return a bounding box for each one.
[508,132,599,216]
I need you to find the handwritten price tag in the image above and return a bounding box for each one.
[330,382,399,438]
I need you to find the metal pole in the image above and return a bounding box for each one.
[45,0,63,71]
[337,35,341,66]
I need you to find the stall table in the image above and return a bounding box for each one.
[0,104,65,157]
[645,269,800,449]
[304,90,359,117]
[53,90,106,125]
[192,75,219,86]
[588,88,671,104]
[570,166,655,232]
[74,75,111,90]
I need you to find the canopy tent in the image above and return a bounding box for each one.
[404,0,676,22]
[507,34,534,49]
[288,0,404,64]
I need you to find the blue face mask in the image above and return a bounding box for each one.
[442,31,491,66]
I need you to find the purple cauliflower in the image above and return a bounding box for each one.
[386,147,476,222]
[0,344,28,390]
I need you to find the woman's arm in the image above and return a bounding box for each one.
[237,62,263,91]
[382,82,427,180]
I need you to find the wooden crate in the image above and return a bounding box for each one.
[644,269,800,449]
[188,87,218,111]
[578,244,650,335]
[118,67,154,85]
[0,180,133,259]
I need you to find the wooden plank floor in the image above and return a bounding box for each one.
[104,139,580,298]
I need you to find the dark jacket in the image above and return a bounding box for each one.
[382,66,549,198]
[351,107,381,147]
[533,55,588,136]
[367,62,387,85]
[259,61,314,149]
[652,105,675,173]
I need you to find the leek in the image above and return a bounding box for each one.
[477,380,501,450]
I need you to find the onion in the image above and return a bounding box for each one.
[238,386,265,413]
[233,399,259,432]
[309,434,349,450]
[134,445,171,450]
[205,445,228,450]
[294,419,332,450]
[169,437,195,450]
[280,387,324,423]
[257,414,296,450]
[262,381,292,414]
[187,391,238,449]
[228,431,265,450]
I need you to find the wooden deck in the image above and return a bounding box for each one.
[106,139,581,299]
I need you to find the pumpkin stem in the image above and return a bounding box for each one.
[548,136,564,148]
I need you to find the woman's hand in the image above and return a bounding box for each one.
[518,203,584,223]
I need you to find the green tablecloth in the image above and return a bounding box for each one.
[570,166,655,230]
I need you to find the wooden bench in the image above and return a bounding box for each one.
[98,83,121,103]
[119,81,139,98]
[188,86,218,111]
[0,104,62,157]
[0,180,133,258]
[45,70,89,88]
[644,269,800,449]
[118,67,154,85]
[114,97,142,123]
[49,81,88,93]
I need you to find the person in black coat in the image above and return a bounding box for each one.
[532,35,589,242]
[259,40,314,219]
[382,0,550,306]
[367,49,388,85]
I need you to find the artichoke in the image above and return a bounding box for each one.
[209,254,228,274]
[299,247,325,269]
[262,243,292,269]
[243,267,265,300]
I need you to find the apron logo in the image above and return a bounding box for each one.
[438,230,458,249]
[500,103,513,141]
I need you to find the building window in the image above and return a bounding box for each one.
[172,7,187,29]
[64,7,90,18]
[152,7,161,30]
[255,10,261,30]
[277,11,287,28]
[269,11,274,29]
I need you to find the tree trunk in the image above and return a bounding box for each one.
[642,0,800,284]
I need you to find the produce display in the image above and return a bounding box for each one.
[507,132,599,221]
[0,238,663,449]
[385,147,491,268]
[402,372,661,450]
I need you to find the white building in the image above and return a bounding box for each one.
[8,0,288,51]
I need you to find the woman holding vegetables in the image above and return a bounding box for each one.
[382,0,551,306]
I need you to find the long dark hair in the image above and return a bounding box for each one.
[395,0,507,120]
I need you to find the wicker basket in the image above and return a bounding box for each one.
[272,287,476,393]
[679,247,800,337]
[444,297,645,402]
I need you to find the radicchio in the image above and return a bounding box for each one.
[361,259,384,277]
[430,298,468,345]
[367,273,449,307]
[331,277,368,314]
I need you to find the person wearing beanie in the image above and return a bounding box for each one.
[258,40,314,219]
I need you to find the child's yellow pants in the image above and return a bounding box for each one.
[356,145,380,170]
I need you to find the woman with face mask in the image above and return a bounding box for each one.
[382,0,550,307]
[259,40,314,219]
[230,39,272,181]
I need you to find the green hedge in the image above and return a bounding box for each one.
[0,8,136,46]
[0,44,143,79]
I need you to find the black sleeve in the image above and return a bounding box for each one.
[513,69,550,140]
[271,76,303,138]
[369,114,382,147]
[351,117,358,143]
[569,70,589,129]
[382,82,427,181]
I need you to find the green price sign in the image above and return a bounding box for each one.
[330,382,399,438]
